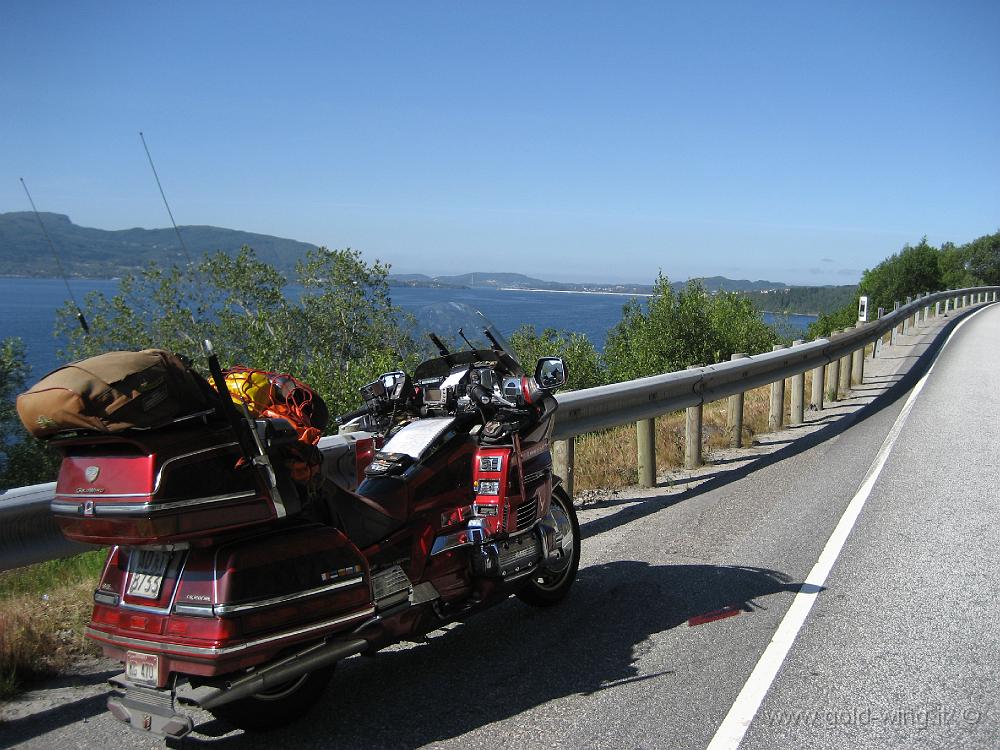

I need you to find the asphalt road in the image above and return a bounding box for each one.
[2,305,997,749]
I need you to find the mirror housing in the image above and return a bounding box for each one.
[534,357,567,391]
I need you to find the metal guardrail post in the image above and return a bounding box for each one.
[637,418,656,488]
[768,344,786,431]
[684,366,703,470]
[851,325,865,385]
[790,341,805,425]
[838,340,852,395]
[726,353,748,447]
[827,333,841,402]
[935,300,941,318]
[891,302,901,344]
[552,438,575,498]
[810,360,825,411]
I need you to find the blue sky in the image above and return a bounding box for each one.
[2,2,997,285]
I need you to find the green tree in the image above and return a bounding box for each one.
[806,304,860,339]
[962,231,1000,285]
[0,338,60,489]
[603,274,779,382]
[56,246,411,421]
[508,326,606,390]
[857,238,944,313]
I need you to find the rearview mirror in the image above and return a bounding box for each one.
[534,357,567,390]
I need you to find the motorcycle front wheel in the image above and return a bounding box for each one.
[517,485,581,607]
[210,664,335,732]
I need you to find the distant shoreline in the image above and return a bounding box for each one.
[497,286,818,318]
[499,287,654,298]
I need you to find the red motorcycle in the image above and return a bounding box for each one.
[43,304,579,740]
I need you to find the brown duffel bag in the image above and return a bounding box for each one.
[17,349,220,437]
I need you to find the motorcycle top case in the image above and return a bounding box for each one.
[50,423,295,546]
[17,349,218,437]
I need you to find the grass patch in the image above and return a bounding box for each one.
[574,382,776,492]
[0,550,105,699]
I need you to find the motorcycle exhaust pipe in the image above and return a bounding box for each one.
[176,636,369,710]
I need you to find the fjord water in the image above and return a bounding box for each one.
[0,277,815,380]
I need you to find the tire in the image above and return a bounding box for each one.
[517,485,580,607]
[210,664,335,732]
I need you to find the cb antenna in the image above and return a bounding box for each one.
[19,178,89,334]
[139,131,196,269]
[139,131,207,348]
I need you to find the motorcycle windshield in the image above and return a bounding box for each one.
[406,302,525,380]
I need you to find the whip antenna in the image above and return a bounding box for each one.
[19,178,89,334]
[139,131,211,348]
[139,131,196,269]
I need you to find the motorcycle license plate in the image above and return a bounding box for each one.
[127,550,170,600]
[126,651,159,686]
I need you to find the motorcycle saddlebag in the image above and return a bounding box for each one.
[17,349,218,438]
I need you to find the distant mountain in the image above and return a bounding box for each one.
[0,212,316,277]
[693,276,789,292]
[0,212,851,313]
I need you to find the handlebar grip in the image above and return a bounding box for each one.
[467,383,494,407]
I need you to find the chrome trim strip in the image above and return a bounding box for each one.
[522,469,548,484]
[85,606,377,657]
[52,491,258,517]
[175,604,214,617]
[213,576,366,615]
[51,501,82,513]
[430,519,489,556]
[54,492,150,500]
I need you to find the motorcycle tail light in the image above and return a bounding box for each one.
[165,616,239,641]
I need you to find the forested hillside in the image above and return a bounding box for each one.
[0,212,316,276]
[741,285,857,315]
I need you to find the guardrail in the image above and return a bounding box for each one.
[549,287,998,492]
[1,287,997,571]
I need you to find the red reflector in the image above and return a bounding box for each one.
[688,605,743,627]
[93,605,118,625]
[129,616,148,630]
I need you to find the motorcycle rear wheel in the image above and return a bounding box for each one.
[210,664,335,732]
[517,485,580,607]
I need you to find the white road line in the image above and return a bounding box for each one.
[705,306,990,750]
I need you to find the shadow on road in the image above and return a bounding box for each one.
[172,561,800,748]
[0,693,108,749]
[0,565,800,749]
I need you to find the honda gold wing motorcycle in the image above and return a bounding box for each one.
[33,303,579,740]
